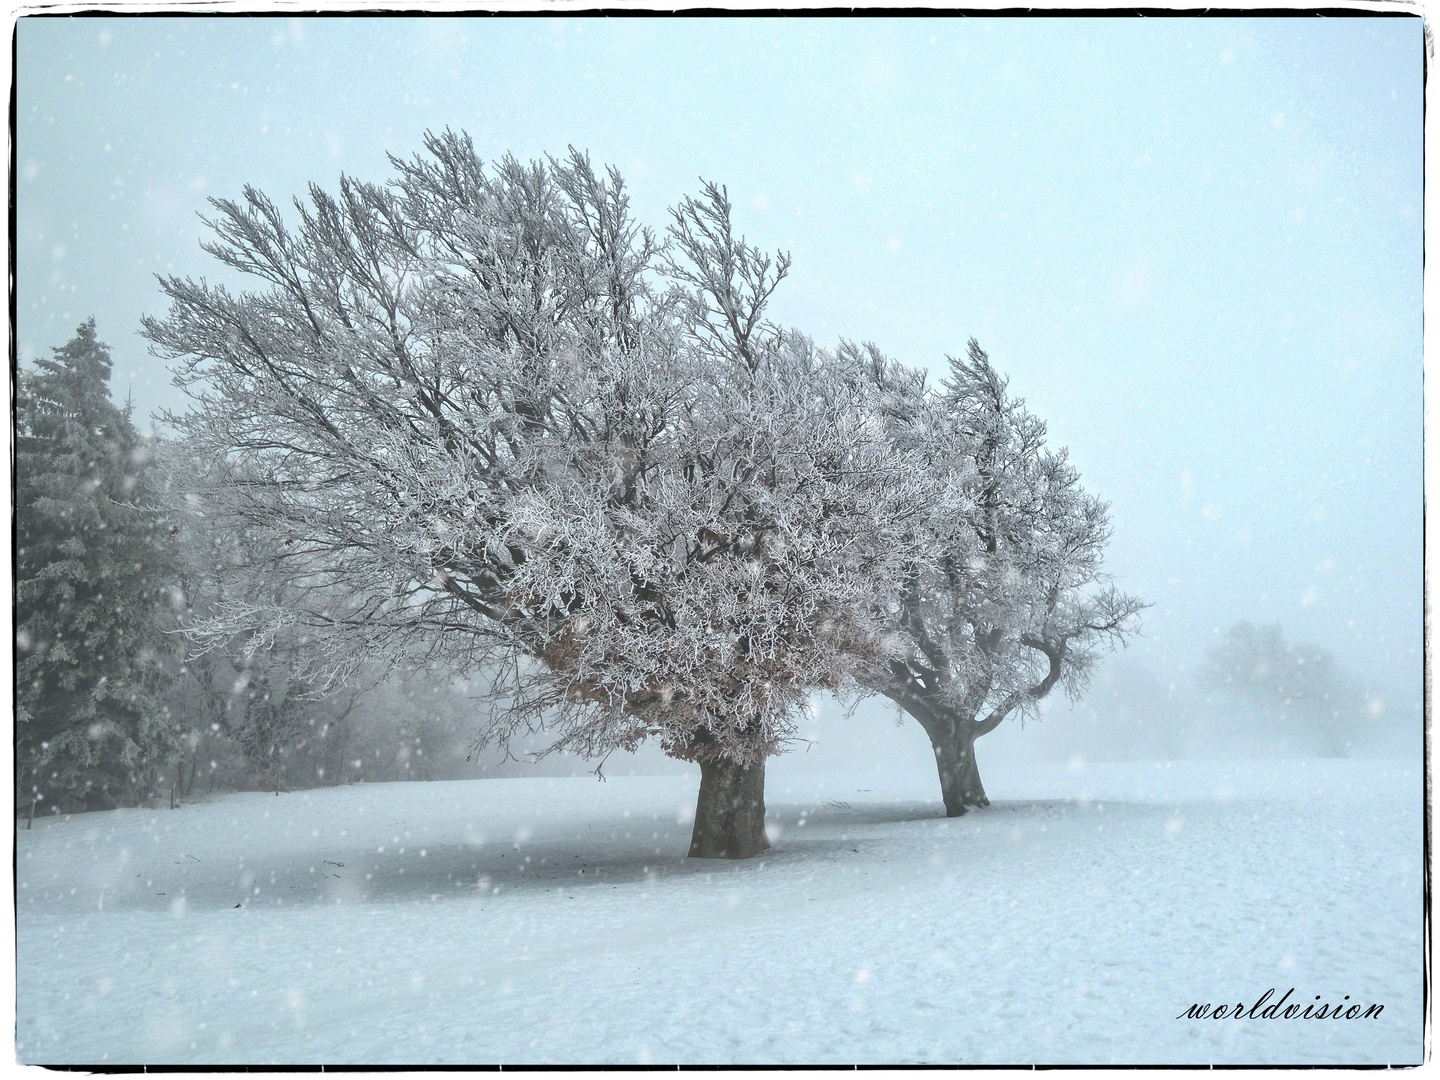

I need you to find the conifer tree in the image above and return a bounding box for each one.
[16,319,177,811]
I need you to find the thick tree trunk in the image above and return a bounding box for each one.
[931,726,989,817]
[688,757,770,859]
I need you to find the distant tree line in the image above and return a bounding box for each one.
[18,132,1147,855]
[988,625,1393,766]
[1198,621,1382,758]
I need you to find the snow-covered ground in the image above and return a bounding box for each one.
[15,756,1422,1066]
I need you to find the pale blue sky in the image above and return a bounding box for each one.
[16,15,1423,717]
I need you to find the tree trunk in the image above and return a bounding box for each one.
[931,726,989,817]
[688,756,770,859]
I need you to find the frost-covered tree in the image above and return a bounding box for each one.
[1198,622,1370,757]
[16,319,178,812]
[860,339,1145,815]
[143,133,920,857]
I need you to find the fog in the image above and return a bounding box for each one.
[16,16,1422,776]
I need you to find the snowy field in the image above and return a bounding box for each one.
[15,756,1422,1066]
